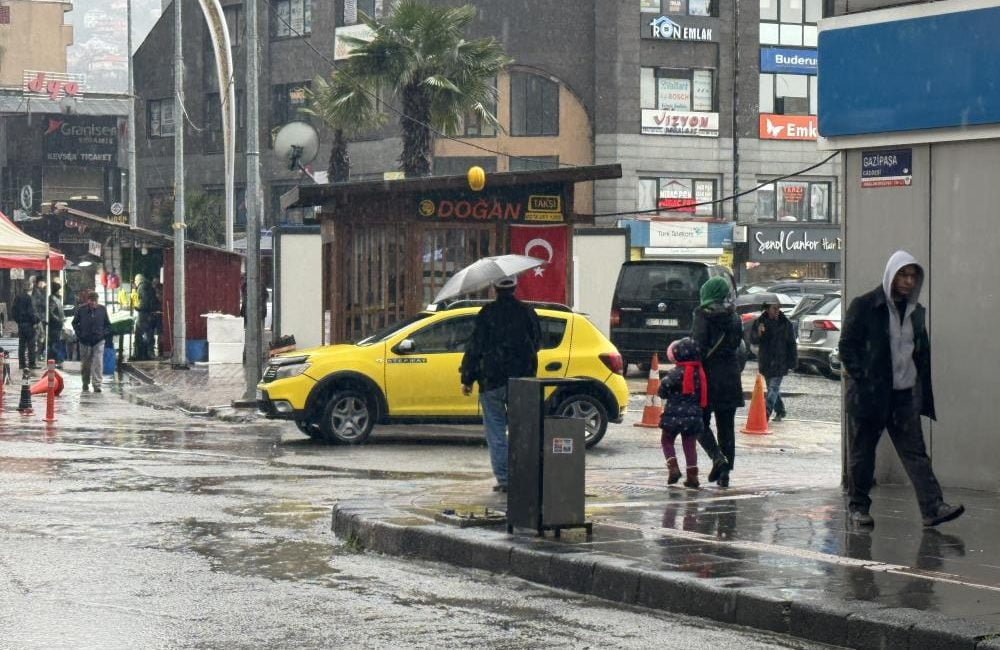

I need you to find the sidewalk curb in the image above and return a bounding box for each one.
[332,503,998,650]
[119,363,257,423]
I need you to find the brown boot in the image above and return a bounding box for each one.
[684,467,699,488]
[667,457,682,484]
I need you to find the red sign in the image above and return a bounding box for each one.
[22,70,85,101]
[782,185,805,203]
[759,114,818,140]
[509,225,568,304]
[657,197,696,213]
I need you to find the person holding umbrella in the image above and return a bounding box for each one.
[459,275,542,493]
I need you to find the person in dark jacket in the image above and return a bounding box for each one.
[12,286,39,371]
[72,291,111,392]
[838,250,964,528]
[134,274,157,360]
[749,299,797,421]
[692,276,744,488]
[460,276,542,492]
[47,282,66,366]
[658,337,708,488]
[31,276,47,358]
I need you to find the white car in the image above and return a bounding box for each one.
[797,294,842,379]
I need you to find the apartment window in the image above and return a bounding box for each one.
[510,72,559,137]
[760,0,821,46]
[270,82,311,132]
[641,67,715,112]
[434,157,497,176]
[0,7,11,24]
[644,0,717,15]
[204,91,246,153]
[148,189,174,232]
[205,186,248,228]
[509,156,559,172]
[462,78,498,137]
[759,73,816,115]
[345,0,383,23]
[638,176,717,216]
[272,0,312,38]
[756,179,830,222]
[207,4,245,47]
[147,99,175,138]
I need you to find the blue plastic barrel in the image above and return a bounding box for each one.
[186,340,208,363]
[103,346,117,375]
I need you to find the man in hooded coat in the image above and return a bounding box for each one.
[839,251,964,528]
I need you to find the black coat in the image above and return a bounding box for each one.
[12,293,38,327]
[460,294,541,392]
[749,312,797,378]
[692,304,745,411]
[838,286,935,421]
[72,304,111,346]
[136,281,158,313]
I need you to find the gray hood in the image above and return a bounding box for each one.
[882,249,924,306]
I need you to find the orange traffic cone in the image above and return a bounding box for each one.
[30,368,64,397]
[634,353,663,428]
[741,374,771,435]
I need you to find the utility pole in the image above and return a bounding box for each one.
[243,0,263,398]
[127,0,138,227]
[172,0,188,368]
[731,0,743,284]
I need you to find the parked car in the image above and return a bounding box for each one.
[796,292,842,379]
[738,278,841,298]
[829,349,842,376]
[610,260,735,370]
[257,301,630,448]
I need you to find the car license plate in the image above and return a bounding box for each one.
[799,332,811,342]
[646,318,678,327]
[255,390,264,401]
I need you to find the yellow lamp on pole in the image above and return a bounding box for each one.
[467,166,486,192]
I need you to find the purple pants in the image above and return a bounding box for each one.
[661,429,698,469]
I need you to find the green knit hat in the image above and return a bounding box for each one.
[699,276,731,308]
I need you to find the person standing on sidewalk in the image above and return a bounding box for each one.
[459,276,541,493]
[72,291,111,393]
[134,274,155,360]
[692,276,744,487]
[47,282,66,367]
[31,276,47,359]
[658,337,708,488]
[839,250,964,528]
[12,284,39,371]
[749,299,797,421]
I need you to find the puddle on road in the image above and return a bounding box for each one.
[224,501,329,529]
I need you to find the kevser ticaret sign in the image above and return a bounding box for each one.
[43,116,118,164]
[748,225,843,263]
[861,148,913,188]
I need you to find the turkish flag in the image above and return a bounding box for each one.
[509,224,568,303]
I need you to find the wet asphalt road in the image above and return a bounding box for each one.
[0,377,842,649]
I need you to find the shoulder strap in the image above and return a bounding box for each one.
[705,333,726,359]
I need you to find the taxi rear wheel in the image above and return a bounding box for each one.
[320,389,374,444]
[555,393,608,449]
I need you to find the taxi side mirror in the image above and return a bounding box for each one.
[397,339,416,354]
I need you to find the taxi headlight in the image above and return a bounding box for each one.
[274,363,310,380]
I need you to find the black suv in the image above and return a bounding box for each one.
[610,261,735,370]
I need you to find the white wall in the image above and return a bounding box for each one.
[277,232,323,350]
[572,229,627,339]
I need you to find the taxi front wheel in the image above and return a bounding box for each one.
[320,390,375,444]
[555,393,608,449]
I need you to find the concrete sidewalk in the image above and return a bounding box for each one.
[120,361,256,420]
[334,470,1000,649]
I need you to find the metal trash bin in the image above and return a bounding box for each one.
[506,377,592,537]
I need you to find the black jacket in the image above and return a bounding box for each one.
[72,304,111,346]
[749,312,797,378]
[839,286,935,421]
[691,304,745,411]
[460,294,541,392]
[137,281,158,313]
[12,293,38,327]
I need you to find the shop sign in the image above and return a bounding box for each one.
[22,70,86,101]
[748,226,843,263]
[416,187,564,223]
[88,240,102,257]
[657,78,691,112]
[19,185,33,211]
[717,250,734,271]
[647,15,714,41]
[760,48,818,75]
[649,221,709,248]
[43,115,118,164]
[861,148,912,188]
[642,109,719,137]
[759,114,818,140]
[657,198,695,213]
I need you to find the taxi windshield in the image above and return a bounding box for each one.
[355,314,431,346]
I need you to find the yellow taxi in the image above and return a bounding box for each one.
[257,301,629,448]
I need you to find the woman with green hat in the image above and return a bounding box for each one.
[692,276,745,487]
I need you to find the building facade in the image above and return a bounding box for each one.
[133,0,842,281]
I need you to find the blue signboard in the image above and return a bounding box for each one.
[860,149,912,188]
[819,7,1000,137]
[760,48,818,75]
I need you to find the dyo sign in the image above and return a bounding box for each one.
[23,71,85,101]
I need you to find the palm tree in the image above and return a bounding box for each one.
[310,1,511,177]
[305,74,385,182]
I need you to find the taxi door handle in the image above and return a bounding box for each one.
[545,362,562,371]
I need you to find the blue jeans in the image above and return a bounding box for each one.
[765,375,786,417]
[479,386,509,486]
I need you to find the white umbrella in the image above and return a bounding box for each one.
[433,254,545,304]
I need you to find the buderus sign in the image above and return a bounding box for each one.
[760,48,818,75]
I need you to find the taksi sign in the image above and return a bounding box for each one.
[861,148,912,188]
[760,48,818,75]
[43,116,118,164]
[748,225,843,263]
[642,110,719,137]
[759,114,818,140]
[22,70,86,100]
[647,15,714,41]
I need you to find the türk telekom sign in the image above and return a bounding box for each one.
[22,70,86,100]
[759,114,818,140]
